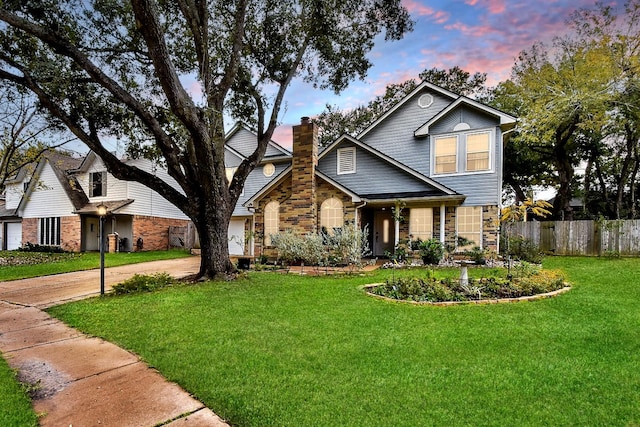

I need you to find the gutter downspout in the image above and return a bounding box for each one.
[498,128,516,254]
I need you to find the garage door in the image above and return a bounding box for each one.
[228,219,245,256]
[6,222,22,250]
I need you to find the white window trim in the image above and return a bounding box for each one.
[337,147,356,175]
[431,128,494,177]
[464,130,492,173]
[433,135,459,175]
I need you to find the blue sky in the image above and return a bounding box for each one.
[270,0,607,146]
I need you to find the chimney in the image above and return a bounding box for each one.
[290,116,318,234]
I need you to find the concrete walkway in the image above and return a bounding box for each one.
[0,256,229,426]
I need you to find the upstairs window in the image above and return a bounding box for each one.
[337,147,356,175]
[434,136,457,174]
[466,132,490,172]
[89,172,106,197]
[433,130,492,175]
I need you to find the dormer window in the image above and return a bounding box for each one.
[337,147,356,175]
[432,130,492,175]
[89,172,106,197]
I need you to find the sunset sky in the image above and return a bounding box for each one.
[270,0,610,146]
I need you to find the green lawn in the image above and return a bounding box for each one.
[43,257,640,426]
[0,357,38,427]
[0,249,192,281]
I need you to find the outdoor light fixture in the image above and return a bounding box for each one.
[97,203,108,295]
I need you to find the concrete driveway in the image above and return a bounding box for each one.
[0,256,229,426]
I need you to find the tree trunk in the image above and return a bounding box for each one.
[194,196,236,279]
[553,146,575,221]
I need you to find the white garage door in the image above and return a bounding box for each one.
[228,220,245,256]
[6,222,22,250]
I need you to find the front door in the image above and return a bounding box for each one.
[373,210,395,256]
[84,217,100,251]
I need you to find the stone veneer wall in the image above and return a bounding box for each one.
[316,178,357,226]
[482,205,500,252]
[289,117,318,235]
[132,215,190,251]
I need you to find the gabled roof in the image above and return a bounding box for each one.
[414,96,517,136]
[0,198,19,219]
[357,81,459,139]
[225,122,292,161]
[243,133,463,207]
[18,152,88,212]
[243,165,292,208]
[320,134,458,196]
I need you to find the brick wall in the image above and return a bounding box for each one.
[21,218,38,247]
[132,215,190,251]
[60,216,81,252]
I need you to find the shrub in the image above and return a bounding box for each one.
[17,242,66,253]
[273,224,371,269]
[504,236,544,264]
[112,273,176,295]
[418,239,444,265]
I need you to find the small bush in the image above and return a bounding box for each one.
[418,239,444,265]
[112,273,176,295]
[504,236,544,264]
[17,242,66,253]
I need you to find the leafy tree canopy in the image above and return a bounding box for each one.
[0,0,413,278]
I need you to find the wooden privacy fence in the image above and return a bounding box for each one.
[168,223,197,249]
[503,220,640,256]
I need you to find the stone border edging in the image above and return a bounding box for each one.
[362,283,572,306]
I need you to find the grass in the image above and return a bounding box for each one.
[0,358,38,427]
[0,249,192,281]
[41,257,640,426]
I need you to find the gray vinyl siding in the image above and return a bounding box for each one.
[361,89,453,174]
[360,88,504,206]
[318,144,434,195]
[226,127,289,158]
[429,105,498,135]
[225,149,244,167]
[233,161,291,216]
[433,128,502,206]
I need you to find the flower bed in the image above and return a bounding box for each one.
[366,267,568,304]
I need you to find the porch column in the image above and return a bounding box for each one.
[440,204,446,244]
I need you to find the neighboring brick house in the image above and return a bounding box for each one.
[235,80,516,258]
[1,151,190,251]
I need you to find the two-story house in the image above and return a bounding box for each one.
[0,151,191,252]
[238,81,516,258]
[2,80,515,259]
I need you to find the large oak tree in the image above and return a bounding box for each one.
[0,0,412,278]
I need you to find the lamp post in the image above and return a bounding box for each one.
[97,203,107,295]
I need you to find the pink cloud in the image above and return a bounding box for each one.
[402,0,450,24]
[464,0,506,14]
